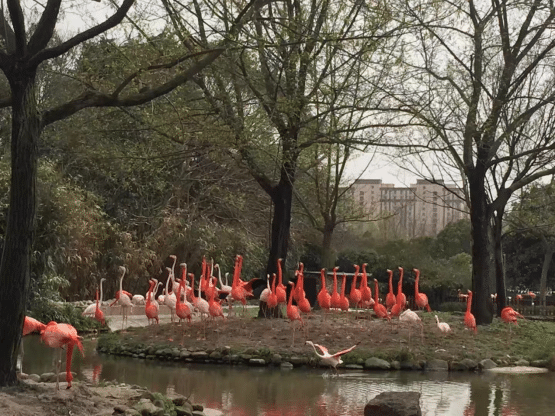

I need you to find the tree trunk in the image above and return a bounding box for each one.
[321,221,335,270]
[493,209,507,316]
[468,173,494,325]
[258,174,294,318]
[539,238,554,311]
[0,71,40,386]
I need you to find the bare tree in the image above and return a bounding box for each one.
[374,0,555,324]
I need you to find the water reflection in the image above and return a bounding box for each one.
[21,336,555,416]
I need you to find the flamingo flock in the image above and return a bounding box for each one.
[25,255,530,386]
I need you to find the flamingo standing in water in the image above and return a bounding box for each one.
[317,268,331,315]
[414,268,431,312]
[464,290,477,334]
[385,269,396,311]
[349,265,362,309]
[40,321,84,389]
[306,341,359,374]
[111,266,132,331]
[287,281,303,346]
[396,267,407,311]
[373,279,390,321]
[330,267,341,311]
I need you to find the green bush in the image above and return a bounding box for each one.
[439,301,466,313]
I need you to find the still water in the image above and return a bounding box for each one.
[21,335,555,416]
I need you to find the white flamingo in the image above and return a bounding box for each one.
[306,341,359,374]
[115,266,132,331]
[399,309,423,343]
[163,267,177,323]
[435,315,451,334]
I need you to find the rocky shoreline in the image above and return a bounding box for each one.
[96,333,553,373]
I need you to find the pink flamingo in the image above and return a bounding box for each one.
[414,268,431,312]
[317,268,331,313]
[385,269,396,311]
[287,281,303,346]
[175,272,192,326]
[40,321,84,389]
[464,290,477,334]
[373,279,390,321]
[339,273,350,312]
[266,274,279,309]
[349,265,362,309]
[396,267,407,311]
[145,279,159,325]
[276,258,287,305]
[359,263,373,308]
[330,267,341,310]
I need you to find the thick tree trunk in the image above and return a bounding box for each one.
[468,173,494,325]
[259,176,294,318]
[539,239,554,311]
[493,210,507,316]
[0,71,40,386]
[321,222,335,270]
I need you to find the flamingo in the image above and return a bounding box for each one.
[396,267,407,311]
[168,254,180,294]
[306,341,359,374]
[435,315,451,333]
[23,316,46,336]
[385,269,396,311]
[230,255,253,313]
[207,277,226,321]
[82,278,106,326]
[276,258,287,305]
[390,290,403,320]
[40,321,84,389]
[349,265,362,309]
[464,290,477,334]
[330,267,341,310]
[317,268,331,314]
[163,267,177,323]
[266,273,279,309]
[109,266,132,306]
[287,281,303,346]
[338,273,350,312]
[399,309,423,343]
[414,268,431,312]
[294,263,306,302]
[178,263,194,313]
[216,264,231,297]
[458,289,469,302]
[175,277,192,326]
[131,294,145,305]
[112,266,132,331]
[145,279,159,325]
[191,272,210,339]
[373,279,390,321]
[260,275,272,304]
[359,263,372,308]
[501,306,524,325]
[21,316,47,372]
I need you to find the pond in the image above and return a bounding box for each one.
[20,335,555,416]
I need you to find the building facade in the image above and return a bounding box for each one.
[351,179,468,239]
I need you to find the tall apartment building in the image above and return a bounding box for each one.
[351,179,468,239]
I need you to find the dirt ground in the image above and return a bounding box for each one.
[111,306,487,363]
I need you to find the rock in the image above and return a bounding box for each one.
[364,357,391,370]
[531,359,548,367]
[280,362,294,369]
[289,356,309,366]
[364,391,422,416]
[515,358,529,366]
[134,399,164,416]
[175,406,193,416]
[454,358,478,371]
[113,404,130,413]
[345,364,364,370]
[426,359,448,371]
[479,359,497,370]
[271,353,282,364]
[249,358,266,366]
